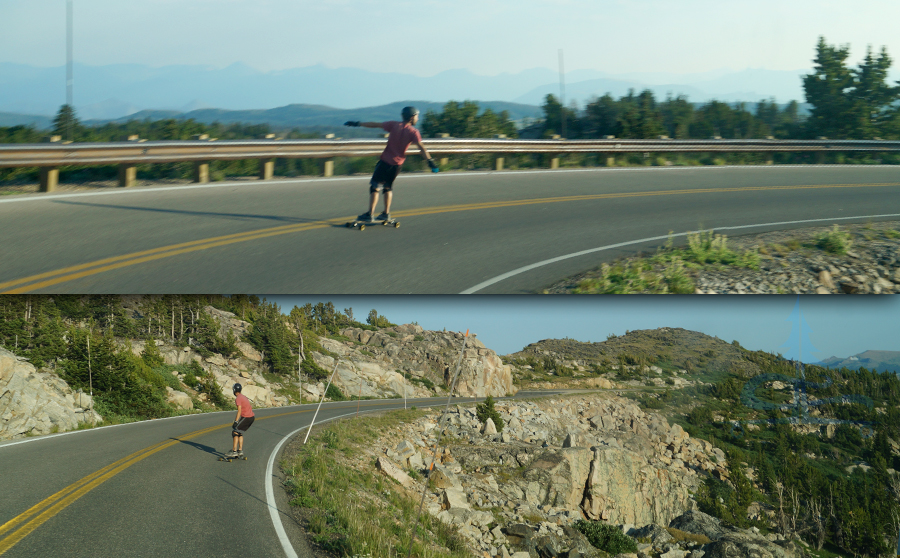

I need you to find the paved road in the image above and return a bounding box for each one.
[1,166,898,293]
[0,392,558,558]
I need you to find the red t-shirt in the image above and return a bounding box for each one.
[380,121,422,165]
[235,393,254,417]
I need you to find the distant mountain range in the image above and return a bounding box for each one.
[0,62,828,123]
[817,350,900,374]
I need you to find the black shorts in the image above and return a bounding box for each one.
[370,160,401,192]
[235,416,254,433]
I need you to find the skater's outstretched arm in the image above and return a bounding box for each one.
[343,121,383,128]
[415,140,432,161]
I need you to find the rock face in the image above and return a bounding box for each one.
[669,511,799,558]
[333,325,516,398]
[0,348,101,440]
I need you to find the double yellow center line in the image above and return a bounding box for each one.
[2,181,899,293]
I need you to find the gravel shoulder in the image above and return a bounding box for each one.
[544,221,900,294]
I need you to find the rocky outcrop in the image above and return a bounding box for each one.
[669,511,799,558]
[362,395,733,557]
[0,347,101,440]
[333,325,516,398]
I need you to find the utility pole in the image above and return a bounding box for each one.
[558,49,566,139]
[66,0,74,141]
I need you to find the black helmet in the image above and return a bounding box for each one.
[232,383,242,394]
[401,106,419,121]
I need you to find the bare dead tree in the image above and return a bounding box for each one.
[776,482,789,536]
[810,497,826,550]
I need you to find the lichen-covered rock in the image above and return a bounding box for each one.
[0,348,102,440]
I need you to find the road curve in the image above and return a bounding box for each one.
[1,166,898,294]
[0,393,558,558]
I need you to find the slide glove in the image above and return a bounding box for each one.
[344,121,361,127]
[427,158,439,173]
[232,421,239,430]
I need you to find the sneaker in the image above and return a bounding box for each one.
[226,450,239,458]
[376,211,390,221]
[357,211,373,222]
[237,451,244,457]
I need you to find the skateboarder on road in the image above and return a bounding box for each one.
[227,383,254,459]
[344,106,439,223]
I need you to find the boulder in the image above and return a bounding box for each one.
[522,447,593,509]
[0,348,102,440]
[376,457,414,488]
[165,387,193,410]
[442,488,470,510]
[632,524,674,545]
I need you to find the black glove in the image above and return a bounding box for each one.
[427,158,439,172]
[232,421,238,430]
[344,121,361,127]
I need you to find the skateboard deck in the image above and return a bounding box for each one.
[218,454,248,462]
[346,218,400,231]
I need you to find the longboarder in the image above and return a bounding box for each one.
[225,383,254,460]
[344,106,439,223]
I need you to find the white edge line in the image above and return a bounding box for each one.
[460,212,900,293]
[1,164,894,205]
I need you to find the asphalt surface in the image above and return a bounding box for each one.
[0,392,559,558]
[1,166,899,293]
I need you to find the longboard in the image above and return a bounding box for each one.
[218,453,248,462]
[346,218,400,231]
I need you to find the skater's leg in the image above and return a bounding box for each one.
[383,190,393,215]
[368,191,379,215]
[238,434,244,452]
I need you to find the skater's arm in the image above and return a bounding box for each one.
[415,140,432,161]
[344,121,383,128]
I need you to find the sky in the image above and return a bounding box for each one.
[2,0,900,77]
[267,296,900,362]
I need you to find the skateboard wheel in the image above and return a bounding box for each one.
[394,222,400,228]
[359,224,365,231]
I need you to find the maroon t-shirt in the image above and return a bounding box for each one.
[380,121,422,165]
[235,393,254,417]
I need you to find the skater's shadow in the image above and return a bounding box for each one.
[171,438,221,456]
[217,477,298,523]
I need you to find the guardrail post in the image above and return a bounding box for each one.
[605,154,616,167]
[816,137,827,164]
[193,162,210,183]
[39,135,62,192]
[324,159,334,177]
[118,164,136,187]
[494,134,506,170]
[550,157,560,169]
[436,134,451,168]
[259,159,275,180]
[766,153,774,165]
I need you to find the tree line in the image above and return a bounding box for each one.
[680,348,900,557]
[1,36,898,184]
[0,295,398,420]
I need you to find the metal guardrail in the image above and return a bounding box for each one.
[2,137,899,191]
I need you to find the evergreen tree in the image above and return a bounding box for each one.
[52,104,82,141]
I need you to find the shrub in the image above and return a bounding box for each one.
[325,383,346,401]
[141,338,165,368]
[816,225,852,254]
[475,396,504,432]
[573,520,638,554]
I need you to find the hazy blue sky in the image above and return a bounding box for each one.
[267,296,900,362]
[3,0,899,77]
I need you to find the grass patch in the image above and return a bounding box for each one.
[816,225,853,255]
[282,410,469,558]
[666,527,712,545]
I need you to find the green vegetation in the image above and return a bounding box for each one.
[573,520,638,555]
[475,395,504,432]
[815,225,853,255]
[0,295,403,421]
[572,231,760,294]
[283,410,468,558]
